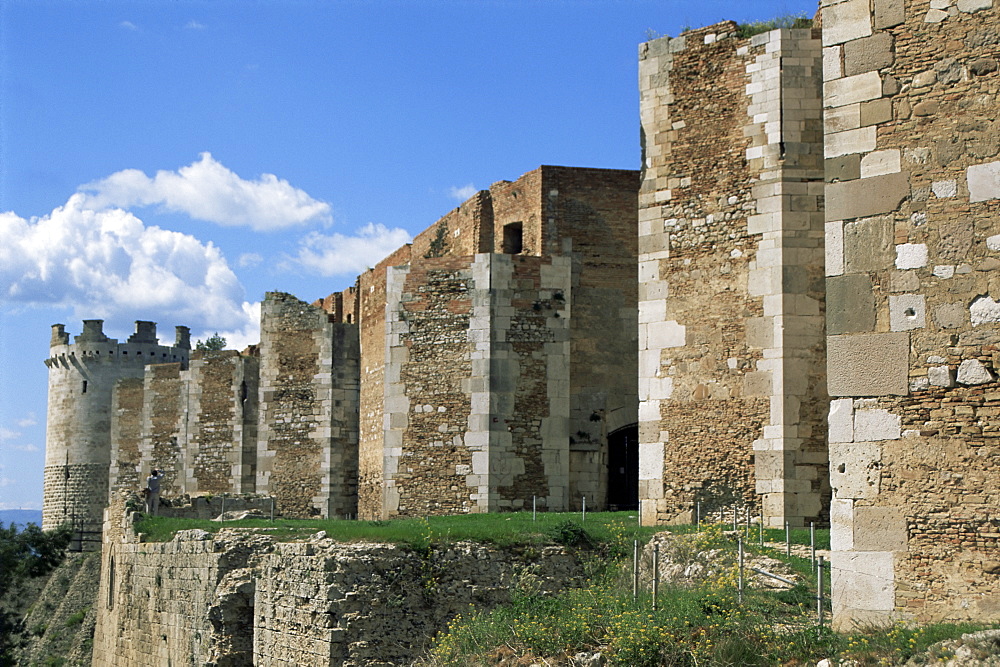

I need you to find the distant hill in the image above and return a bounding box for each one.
[0,509,43,528]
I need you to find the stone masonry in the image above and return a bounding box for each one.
[638,22,829,529]
[821,0,1000,629]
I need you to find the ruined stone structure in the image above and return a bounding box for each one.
[818,0,1000,629]
[638,22,829,531]
[41,0,1000,645]
[43,320,191,550]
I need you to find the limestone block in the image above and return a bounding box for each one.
[861,150,901,178]
[827,221,845,276]
[933,265,955,279]
[746,317,774,348]
[638,299,666,324]
[829,398,855,443]
[968,161,1000,203]
[854,507,908,551]
[647,320,686,349]
[827,274,876,333]
[826,154,862,183]
[988,234,1000,252]
[827,172,909,222]
[890,270,919,292]
[824,71,882,108]
[826,126,877,158]
[824,45,843,80]
[928,365,954,387]
[638,442,664,481]
[831,551,895,616]
[958,0,993,11]
[874,0,906,28]
[860,98,893,127]
[957,358,995,385]
[895,243,928,270]
[970,295,1000,325]
[844,217,894,272]
[854,408,901,441]
[844,32,894,76]
[889,294,926,331]
[825,104,861,133]
[932,180,957,198]
[828,332,909,396]
[830,441,882,499]
[743,371,772,396]
[829,498,855,551]
[823,0,874,45]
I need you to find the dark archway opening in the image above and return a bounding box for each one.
[607,424,638,510]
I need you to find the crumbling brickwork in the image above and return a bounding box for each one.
[638,23,828,529]
[822,0,1000,629]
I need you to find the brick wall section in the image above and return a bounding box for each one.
[822,0,1000,629]
[257,292,359,518]
[109,378,144,499]
[185,351,260,495]
[638,23,828,528]
[390,257,475,516]
[143,363,186,498]
[357,245,412,519]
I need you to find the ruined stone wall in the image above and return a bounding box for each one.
[184,351,259,495]
[92,497,586,667]
[109,378,145,503]
[44,320,190,550]
[544,167,640,509]
[411,190,493,258]
[385,257,475,516]
[638,23,828,528]
[822,0,1000,629]
[257,292,358,518]
[357,245,412,519]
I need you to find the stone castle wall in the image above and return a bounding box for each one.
[92,497,585,666]
[821,0,1000,629]
[43,320,190,550]
[638,23,828,528]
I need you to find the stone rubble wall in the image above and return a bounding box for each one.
[92,498,586,667]
[638,23,828,529]
[257,292,359,518]
[822,0,1000,629]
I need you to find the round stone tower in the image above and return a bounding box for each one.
[43,320,190,550]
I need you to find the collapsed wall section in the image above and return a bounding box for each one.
[822,0,1000,628]
[638,23,827,528]
[257,292,359,518]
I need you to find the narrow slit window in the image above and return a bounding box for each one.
[503,222,523,254]
[82,380,88,393]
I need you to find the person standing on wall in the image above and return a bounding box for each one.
[145,469,164,515]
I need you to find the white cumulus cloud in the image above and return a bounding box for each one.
[293,223,411,277]
[119,20,138,31]
[185,20,206,30]
[449,184,478,201]
[79,152,331,231]
[16,413,38,428]
[0,194,257,336]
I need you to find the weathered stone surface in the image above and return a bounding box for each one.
[895,243,928,270]
[824,71,883,108]
[968,161,1000,203]
[844,217,894,272]
[958,0,993,11]
[826,172,909,221]
[970,295,1000,325]
[889,294,926,331]
[828,333,910,396]
[826,154,862,182]
[933,302,967,328]
[928,365,954,386]
[938,220,974,262]
[828,274,876,333]
[853,506,908,551]
[844,32,894,76]
[830,441,882,498]
[957,358,995,385]
[824,0,874,45]
[854,408,901,441]
[970,57,999,76]
[874,0,905,28]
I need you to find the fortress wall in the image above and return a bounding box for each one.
[109,378,145,502]
[638,24,827,527]
[410,189,493,258]
[93,498,585,667]
[486,254,573,511]
[357,245,412,519]
[44,321,189,549]
[257,292,359,518]
[543,167,640,508]
[384,257,475,516]
[184,351,260,495]
[822,0,1000,629]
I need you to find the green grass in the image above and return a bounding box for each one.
[134,511,665,549]
[737,14,813,38]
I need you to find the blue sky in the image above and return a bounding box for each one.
[0,0,817,510]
